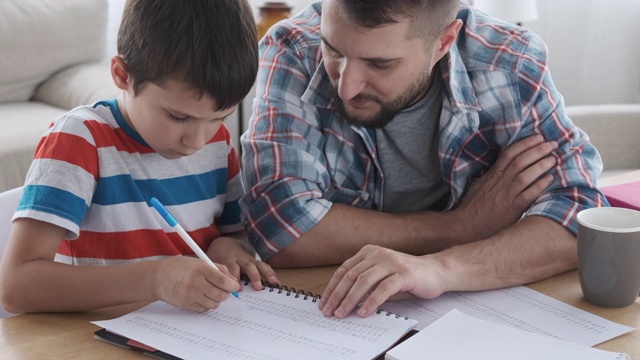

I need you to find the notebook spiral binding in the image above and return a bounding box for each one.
[240,276,409,319]
[376,308,410,320]
[241,277,321,302]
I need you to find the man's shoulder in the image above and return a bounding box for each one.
[455,5,548,73]
[266,2,323,53]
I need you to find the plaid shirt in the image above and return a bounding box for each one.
[241,2,607,261]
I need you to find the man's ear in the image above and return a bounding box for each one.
[110,55,130,91]
[431,19,463,64]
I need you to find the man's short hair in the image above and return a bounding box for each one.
[338,0,460,41]
[117,0,257,109]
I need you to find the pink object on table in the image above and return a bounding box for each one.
[601,181,640,211]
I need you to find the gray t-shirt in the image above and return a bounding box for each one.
[375,71,450,213]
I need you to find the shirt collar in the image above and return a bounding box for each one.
[440,45,482,115]
[301,60,335,109]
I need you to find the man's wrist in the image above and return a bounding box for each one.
[406,210,473,252]
[418,252,453,296]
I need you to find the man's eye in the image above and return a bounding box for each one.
[371,62,392,70]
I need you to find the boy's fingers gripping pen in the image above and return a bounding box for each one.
[150,197,240,299]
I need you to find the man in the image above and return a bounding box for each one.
[240,0,607,318]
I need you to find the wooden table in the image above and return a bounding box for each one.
[2,171,639,359]
[0,266,638,359]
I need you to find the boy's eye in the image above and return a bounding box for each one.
[169,113,188,122]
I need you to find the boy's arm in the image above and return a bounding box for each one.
[0,218,240,314]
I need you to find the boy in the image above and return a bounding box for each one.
[0,0,278,314]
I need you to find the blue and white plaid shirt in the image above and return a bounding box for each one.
[241,2,607,261]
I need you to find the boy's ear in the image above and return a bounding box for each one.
[110,56,130,91]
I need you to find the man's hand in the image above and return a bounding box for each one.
[318,245,444,319]
[207,236,280,290]
[454,135,558,241]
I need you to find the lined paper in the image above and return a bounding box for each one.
[94,284,417,360]
[379,285,634,346]
[385,309,629,360]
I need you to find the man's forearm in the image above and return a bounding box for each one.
[431,215,576,293]
[267,203,474,268]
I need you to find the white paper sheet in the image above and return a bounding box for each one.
[385,309,629,360]
[379,285,634,346]
[93,284,417,360]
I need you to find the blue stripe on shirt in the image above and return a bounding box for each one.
[19,185,89,225]
[92,168,229,206]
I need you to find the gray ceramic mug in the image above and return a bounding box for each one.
[577,207,640,308]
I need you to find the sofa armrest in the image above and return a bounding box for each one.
[33,61,119,111]
[566,104,640,171]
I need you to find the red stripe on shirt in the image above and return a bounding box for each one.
[34,132,99,179]
[57,226,221,260]
[83,120,156,154]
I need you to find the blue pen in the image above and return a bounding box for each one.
[150,197,239,299]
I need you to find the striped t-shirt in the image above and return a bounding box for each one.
[14,99,244,266]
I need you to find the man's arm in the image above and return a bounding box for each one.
[267,135,558,268]
[319,215,575,318]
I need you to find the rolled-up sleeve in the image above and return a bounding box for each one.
[515,35,608,232]
[240,16,334,260]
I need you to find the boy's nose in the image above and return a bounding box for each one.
[181,124,208,151]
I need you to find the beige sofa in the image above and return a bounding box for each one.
[0,0,119,192]
[566,104,640,178]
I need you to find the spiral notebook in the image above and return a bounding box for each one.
[93,280,418,360]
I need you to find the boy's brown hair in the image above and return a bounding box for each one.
[117,0,257,109]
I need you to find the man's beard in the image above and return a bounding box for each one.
[332,66,432,129]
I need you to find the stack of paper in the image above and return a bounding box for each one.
[385,310,629,360]
[379,285,633,346]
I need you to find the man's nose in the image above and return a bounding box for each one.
[337,61,366,101]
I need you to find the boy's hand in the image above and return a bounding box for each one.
[154,256,240,312]
[207,236,280,290]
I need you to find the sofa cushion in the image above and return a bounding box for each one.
[566,104,640,172]
[34,61,119,110]
[0,102,65,191]
[0,0,108,103]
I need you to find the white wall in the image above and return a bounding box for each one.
[526,0,640,106]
